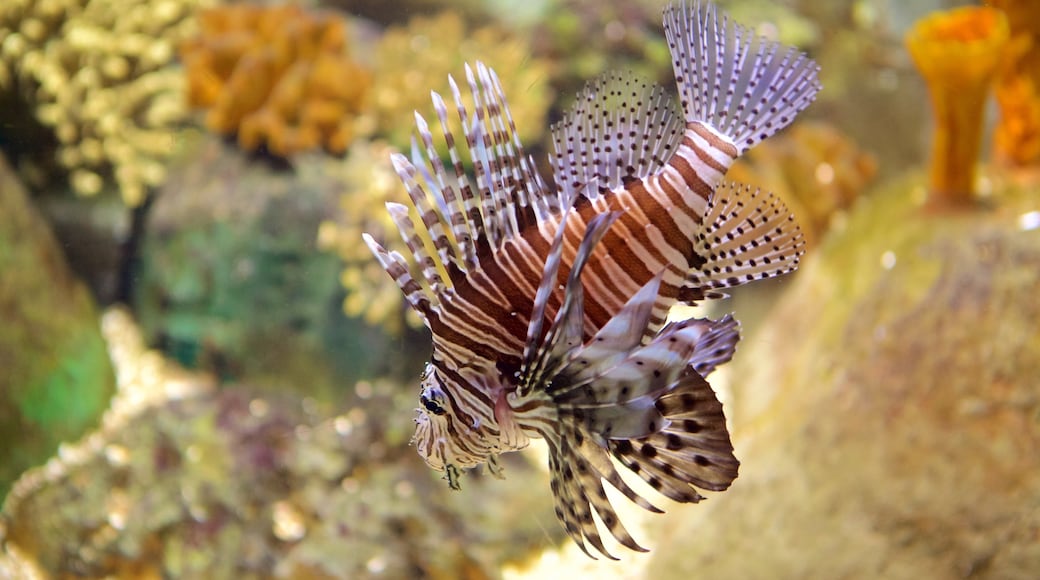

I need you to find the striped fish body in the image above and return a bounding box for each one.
[365,0,819,559]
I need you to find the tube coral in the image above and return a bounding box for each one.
[179,4,370,157]
[987,0,1040,168]
[905,6,1009,206]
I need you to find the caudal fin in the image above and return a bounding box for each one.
[664,0,821,154]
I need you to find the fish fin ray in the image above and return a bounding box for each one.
[612,369,739,495]
[520,211,620,395]
[362,233,433,319]
[664,0,821,153]
[684,181,805,296]
[550,71,684,200]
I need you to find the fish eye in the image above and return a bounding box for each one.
[419,368,447,416]
[420,393,447,415]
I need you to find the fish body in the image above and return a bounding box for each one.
[365,0,819,558]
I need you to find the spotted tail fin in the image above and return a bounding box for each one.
[664,0,821,154]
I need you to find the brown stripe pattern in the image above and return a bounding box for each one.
[364,0,822,558]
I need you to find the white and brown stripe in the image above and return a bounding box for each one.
[364,0,821,558]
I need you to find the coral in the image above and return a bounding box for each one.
[368,11,552,157]
[988,0,1040,168]
[0,307,563,578]
[905,6,1009,207]
[727,121,878,247]
[0,152,115,500]
[179,4,370,157]
[0,0,214,206]
[317,140,421,334]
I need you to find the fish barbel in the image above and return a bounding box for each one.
[364,0,819,558]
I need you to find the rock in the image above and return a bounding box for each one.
[647,173,1040,579]
[0,152,114,500]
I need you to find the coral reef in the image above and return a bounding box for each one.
[989,0,1040,168]
[905,6,1009,206]
[179,3,370,157]
[0,0,214,205]
[644,173,1040,579]
[0,307,564,578]
[317,140,422,334]
[0,152,114,500]
[728,120,878,247]
[368,11,552,157]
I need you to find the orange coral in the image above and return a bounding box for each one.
[179,4,369,157]
[905,6,1009,207]
[988,0,1040,167]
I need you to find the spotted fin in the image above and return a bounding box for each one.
[682,181,806,300]
[550,71,684,200]
[664,0,821,153]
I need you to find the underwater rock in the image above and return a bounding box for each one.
[727,120,878,248]
[646,173,1040,579]
[0,153,115,500]
[0,308,562,579]
[134,134,426,398]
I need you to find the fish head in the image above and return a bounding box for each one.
[412,362,451,471]
[410,362,494,488]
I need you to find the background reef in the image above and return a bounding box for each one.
[1,0,1039,578]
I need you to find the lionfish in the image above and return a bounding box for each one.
[364,0,819,558]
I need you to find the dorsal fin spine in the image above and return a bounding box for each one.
[460,64,505,247]
[410,120,461,272]
[385,201,447,296]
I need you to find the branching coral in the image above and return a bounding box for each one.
[368,11,552,157]
[905,6,1009,207]
[179,4,370,158]
[0,0,214,206]
[988,0,1040,168]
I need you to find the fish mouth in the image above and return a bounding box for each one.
[412,415,446,471]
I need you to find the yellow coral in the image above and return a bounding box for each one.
[905,6,1009,207]
[179,4,370,157]
[367,11,552,156]
[0,0,214,206]
[988,0,1040,168]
